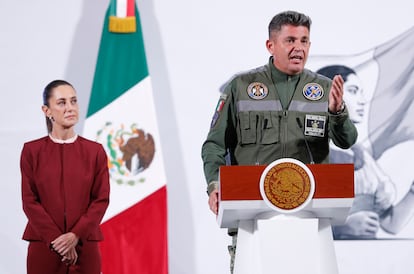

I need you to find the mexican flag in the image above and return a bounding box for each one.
[83,0,168,273]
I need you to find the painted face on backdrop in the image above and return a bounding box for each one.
[44,85,79,130]
[343,73,366,123]
[266,25,311,75]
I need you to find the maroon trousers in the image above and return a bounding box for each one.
[27,241,101,274]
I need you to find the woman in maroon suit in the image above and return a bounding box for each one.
[20,80,110,274]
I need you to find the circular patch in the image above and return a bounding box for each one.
[247,82,269,100]
[259,158,315,213]
[303,83,324,101]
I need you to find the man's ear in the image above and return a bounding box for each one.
[265,39,274,55]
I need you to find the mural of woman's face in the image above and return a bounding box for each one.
[343,73,367,123]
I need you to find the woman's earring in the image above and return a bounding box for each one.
[48,116,55,122]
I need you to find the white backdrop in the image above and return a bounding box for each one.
[1,1,413,274]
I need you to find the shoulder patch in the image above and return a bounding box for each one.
[210,94,227,128]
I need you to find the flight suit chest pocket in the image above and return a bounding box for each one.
[239,112,279,145]
[239,112,257,144]
[261,112,279,144]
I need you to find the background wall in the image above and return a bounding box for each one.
[1,1,413,273]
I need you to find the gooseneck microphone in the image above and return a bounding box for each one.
[296,117,315,164]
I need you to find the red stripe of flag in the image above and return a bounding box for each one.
[100,186,168,273]
[127,0,135,17]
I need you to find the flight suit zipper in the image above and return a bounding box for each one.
[282,110,288,157]
[255,114,260,165]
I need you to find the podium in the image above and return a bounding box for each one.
[217,160,354,274]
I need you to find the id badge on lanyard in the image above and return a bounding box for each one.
[304,114,326,137]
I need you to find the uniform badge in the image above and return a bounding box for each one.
[247,82,268,100]
[303,83,324,101]
[210,94,227,128]
[304,114,326,137]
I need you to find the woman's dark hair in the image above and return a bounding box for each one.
[316,65,356,82]
[43,80,73,133]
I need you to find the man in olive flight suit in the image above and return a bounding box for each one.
[201,10,358,273]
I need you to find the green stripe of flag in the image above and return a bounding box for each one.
[109,0,116,16]
[87,5,148,117]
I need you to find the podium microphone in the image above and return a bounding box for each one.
[296,117,315,164]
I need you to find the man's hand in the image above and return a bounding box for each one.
[208,189,219,215]
[329,74,345,113]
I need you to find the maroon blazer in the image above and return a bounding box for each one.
[21,136,110,246]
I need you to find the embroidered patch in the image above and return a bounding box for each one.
[210,94,227,128]
[304,114,326,137]
[215,94,227,112]
[247,82,269,100]
[210,112,220,128]
[303,83,324,101]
